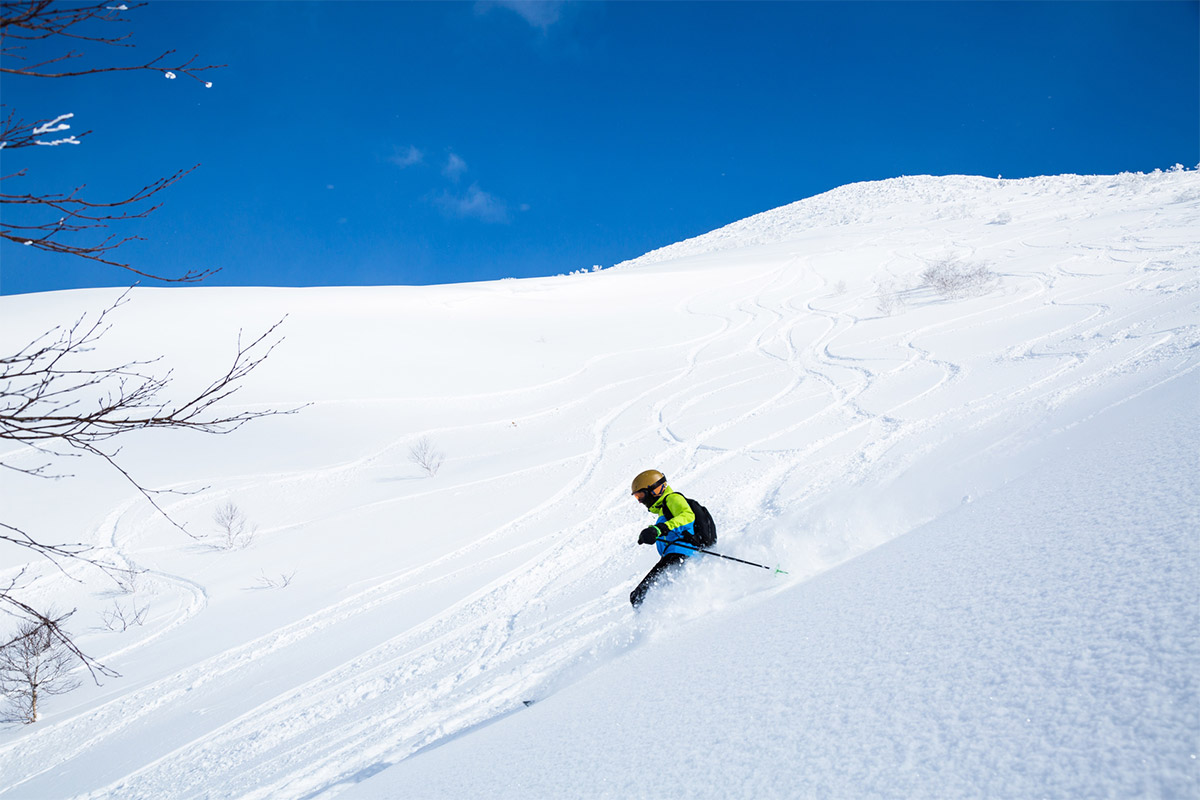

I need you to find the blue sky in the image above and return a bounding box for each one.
[2,1,1197,295]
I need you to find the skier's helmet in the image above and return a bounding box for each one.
[631,470,666,506]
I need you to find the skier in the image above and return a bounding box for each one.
[629,469,700,608]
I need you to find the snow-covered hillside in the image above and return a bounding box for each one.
[0,170,1196,799]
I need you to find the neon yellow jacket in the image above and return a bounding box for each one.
[647,485,697,557]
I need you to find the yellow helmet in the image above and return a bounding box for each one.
[631,470,666,506]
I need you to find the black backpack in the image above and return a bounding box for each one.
[661,492,717,549]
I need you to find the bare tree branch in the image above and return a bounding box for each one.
[1,1,224,82]
[0,0,288,691]
[1,609,93,722]
[0,291,287,446]
[0,590,118,685]
[0,166,217,281]
[0,291,297,679]
[1,0,224,282]
[0,109,92,149]
[1,289,295,533]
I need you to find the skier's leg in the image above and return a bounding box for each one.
[630,553,688,607]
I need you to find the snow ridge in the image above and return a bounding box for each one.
[615,170,1199,269]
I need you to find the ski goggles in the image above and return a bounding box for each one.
[632,477,666,500]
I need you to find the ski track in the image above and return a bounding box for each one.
[2,175,1197,800]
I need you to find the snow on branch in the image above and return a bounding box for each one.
[29,112,80,145]
[1,108,91,150]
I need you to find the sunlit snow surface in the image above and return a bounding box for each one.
[0,172,1196,799]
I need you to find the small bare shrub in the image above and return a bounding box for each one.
[99,601,149,632]
[409,436,444,477]
[255,570,296,590]
[0,616,82,724]
[112,566,146,595]
[211,501,257,550]
[876,292,897,316]
[921,259,999,300]
[875,280,905,316]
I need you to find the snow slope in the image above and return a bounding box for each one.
[0,170,1196,799]
[351,365,1199,800]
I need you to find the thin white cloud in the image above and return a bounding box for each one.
[389,145,424,168]
[478,0,563,30]
[443,152,469,182]
[435,183,510,224]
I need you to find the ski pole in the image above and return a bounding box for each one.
[660,538,788,575]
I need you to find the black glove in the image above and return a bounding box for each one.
[638,525,663,545]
